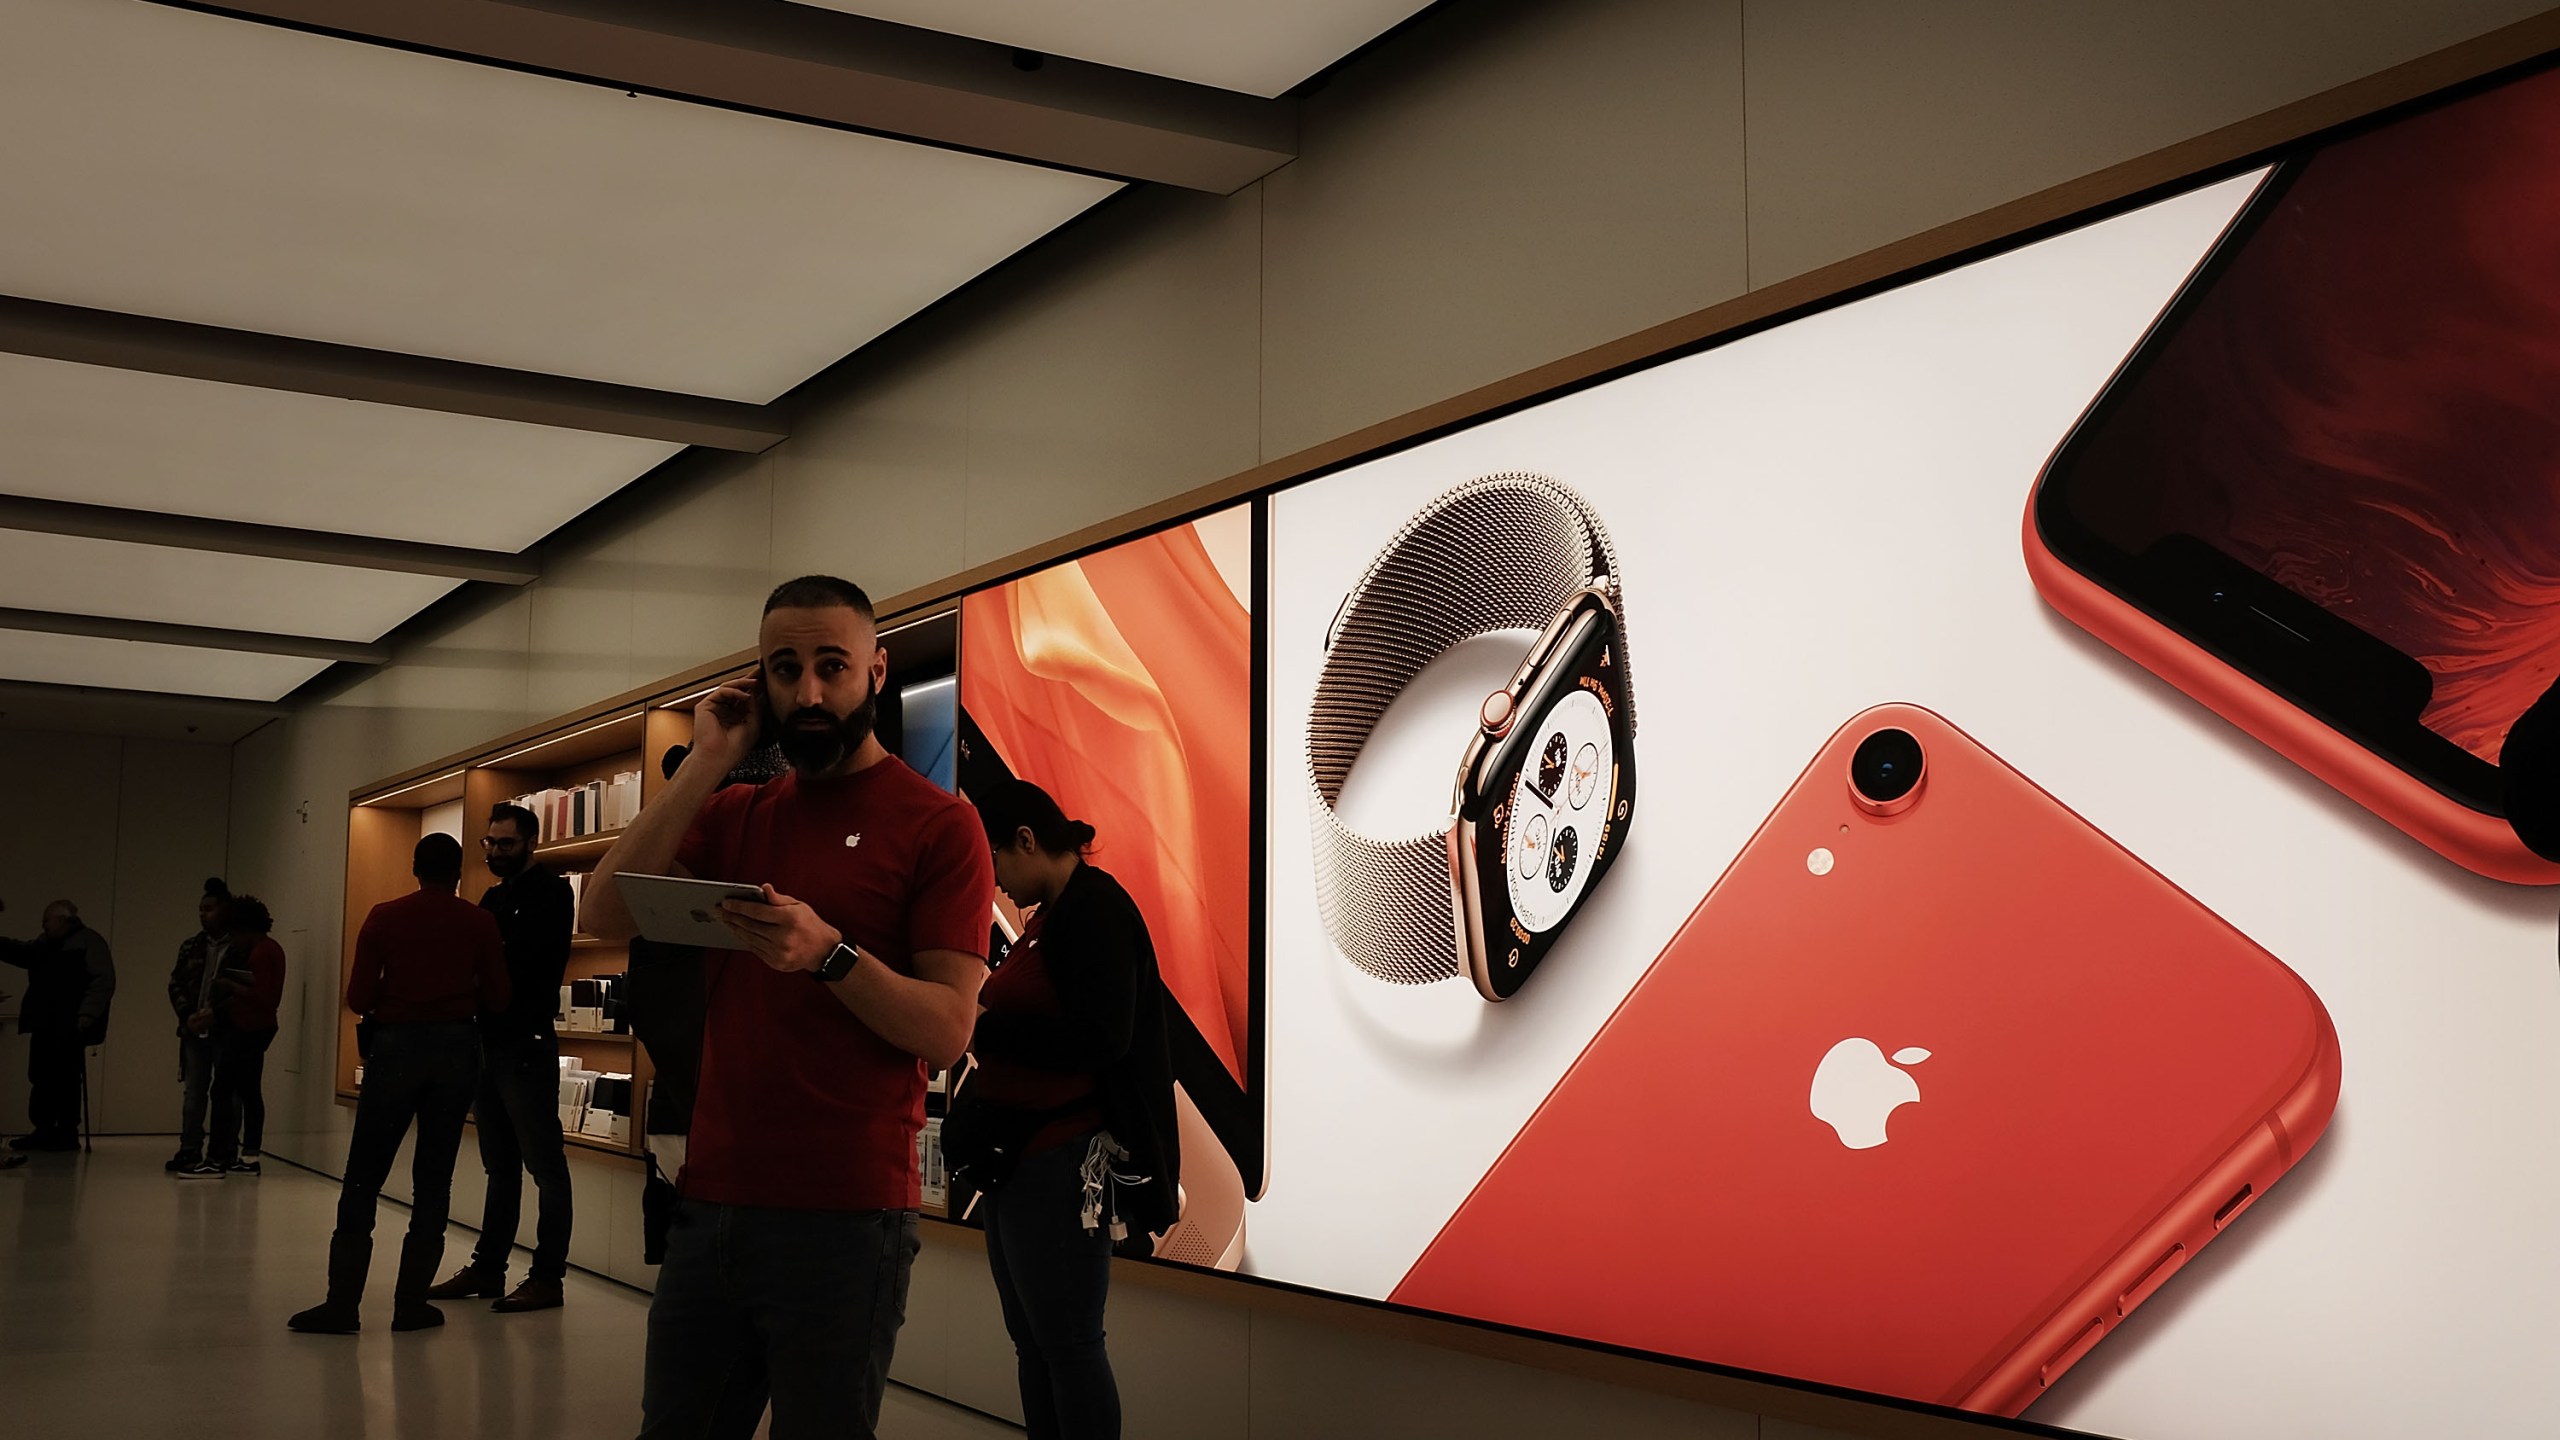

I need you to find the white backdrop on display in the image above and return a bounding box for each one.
[1247,168,2560,1438]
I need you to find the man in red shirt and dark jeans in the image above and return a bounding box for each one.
[587,575,992,1440]
[289,832,510,1335]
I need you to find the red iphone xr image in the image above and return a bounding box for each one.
[2025,59,2560,884]
[1391,704,2340,1416]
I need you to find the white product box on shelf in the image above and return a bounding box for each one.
[918,1117,947,1209]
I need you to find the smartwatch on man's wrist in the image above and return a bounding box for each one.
[816,943,861,983]
[1306,472,1638,1002]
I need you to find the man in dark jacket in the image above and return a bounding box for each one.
[0,898,117,1152]
[166,879,231,1171]
[426,802,578,1314]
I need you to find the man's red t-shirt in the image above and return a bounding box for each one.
[675,755,993,1211]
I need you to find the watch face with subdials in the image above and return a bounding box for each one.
[1461,602,1636,999]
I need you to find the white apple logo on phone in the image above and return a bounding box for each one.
[1810,1038,1932,1150]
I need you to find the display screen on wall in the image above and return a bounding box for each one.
[1141,58,2560,1440]
[957,507,1265,1241]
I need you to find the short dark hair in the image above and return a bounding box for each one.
[660,743,689,781]
[974,778,1097,857]
[203,877,231,902]
[763,575,875,619]
[413,833,464,886]
[222,895,274,936]
[487,802,540,844]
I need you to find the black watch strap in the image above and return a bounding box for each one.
[816,943,860,983]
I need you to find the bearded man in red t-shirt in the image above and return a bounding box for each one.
[588,575,993,1440]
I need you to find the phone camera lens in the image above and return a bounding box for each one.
[1848,728,1926,815]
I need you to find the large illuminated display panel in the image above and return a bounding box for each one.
[959,508,1263,1265]
[1241,76,2560,1440]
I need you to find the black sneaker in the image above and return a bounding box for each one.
[227,1156,262,1176]
[390,1300,445,1333]
[175,1159,226,1179]
[165,1150,202,1173]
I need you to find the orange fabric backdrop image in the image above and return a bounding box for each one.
[960,510,1254,1080]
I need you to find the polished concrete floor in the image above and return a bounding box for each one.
[0,1137,1020,1439]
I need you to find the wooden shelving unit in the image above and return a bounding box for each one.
[534,830,627,866]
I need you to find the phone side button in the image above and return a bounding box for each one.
[2039,1318,2107,1390]
[2116,1243,2189,1318]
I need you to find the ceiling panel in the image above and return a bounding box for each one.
[0,0,1119,403]
[0,531,459,644]
[0,352,683,551]
[792,0,1436,97]
[0,681,276,745]
[0,630,327,702]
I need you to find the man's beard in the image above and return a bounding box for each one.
[771,683,879,776]
[487,848,528,880]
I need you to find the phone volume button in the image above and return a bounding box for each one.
[2116,1242,2188,1318]
[2039,1317,2107,1389]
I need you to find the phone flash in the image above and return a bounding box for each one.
[1807,847,1836,876]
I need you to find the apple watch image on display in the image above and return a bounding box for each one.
[1307,472,1637,1002]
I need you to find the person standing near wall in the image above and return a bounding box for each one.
[955,779,1180,1440]
[585,575,994,1440]
[198,894,285,1178]
[0,898,115,1152]
[426,801,577,1313]
[289,834,509,1335]
[165,878,231,1172]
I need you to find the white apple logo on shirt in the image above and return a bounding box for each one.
[1809,1037,1932,1150]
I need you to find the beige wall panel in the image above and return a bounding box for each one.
[94,738,231,1135]
[624,453,778,686]
[886,1234,956,1397]
[526,531,638,725]
[1741,0,2557,284]
[0,731,228,1137]
[1108,1274,1252,1440]
[771,342,972,607]
[0,731,122,1133]
[232,700,391,1169]
[958,185,1263,568]
[940,1235,1034,1421]
[0,729,123,930]
[1245,1310,1758,1440]
[1259,0,1748,461]
[888,1237,999,1414]
[370,588,536,781]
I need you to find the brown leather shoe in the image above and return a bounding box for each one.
[422,1265,505,1301]
[491,1277,564,1313]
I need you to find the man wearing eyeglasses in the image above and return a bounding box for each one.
[425,802,577,1312]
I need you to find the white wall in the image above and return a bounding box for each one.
[224,2,2560,1437]
[0,728,232,1138]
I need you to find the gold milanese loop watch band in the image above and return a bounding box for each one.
[1307,473,1632,985]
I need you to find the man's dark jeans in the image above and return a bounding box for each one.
[26,1031,84,1141]
[176,1034,218,1157]
[639,1199,919,1440]
[207,1026,276,1165]
[326,1022,477,1305]
[982,1134,1121,1440]
[465,1033,574,1282]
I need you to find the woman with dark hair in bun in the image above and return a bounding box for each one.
[954,779,1180,1440]
[199,895,285,1177]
